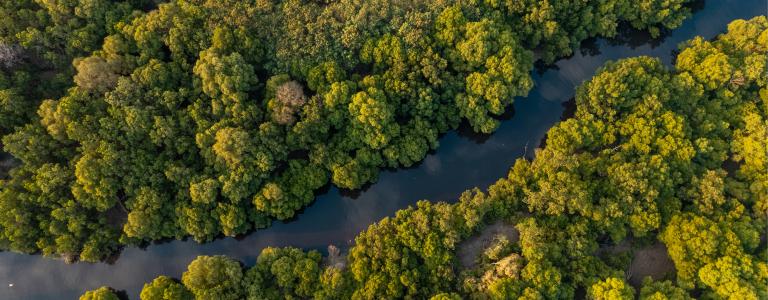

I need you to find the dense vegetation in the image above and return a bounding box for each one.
[0,0,152,135]
[80,16,768,300]
[0,0,695,262]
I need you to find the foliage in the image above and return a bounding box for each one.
[0,0,695,262]
[588,277,635,300]
[639,278,693,300]
[81,16,768,300]
[181,256,245,300]
[140,276,192,300]
[245,247,324,299]
[0,0,146,135]
[80,286,120,300]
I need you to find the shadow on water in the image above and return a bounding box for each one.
[606,0,707,49]
[115,290,130,300]
[0,1,764,299]
[337,182,374,200]
[560,98,577,121]
[534,11,684,75]
[579,38,602,57]
[533,22,671,75]
[608,23,671,49]
[533,60,559,75]
[537,97,577,150]
[456,105,516,144]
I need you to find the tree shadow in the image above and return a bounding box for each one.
[338,181,374,200]
[537,98,576,151]
[606,23,671,49]
[456,105,516,144]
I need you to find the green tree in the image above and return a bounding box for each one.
[181,256,245,300]
[80,287,119,300]
[245,247,323,299]
[587,277,635,300]
[0,0,701,263]
[639,278,692,300]
[141,276,193,300]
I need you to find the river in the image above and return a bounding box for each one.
[0,0,764,298]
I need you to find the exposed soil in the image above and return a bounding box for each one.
[457,221,520,269]
[104,202,128,230]
[626,242,676,287]
[457,222,674,286]
[600,239,676,288]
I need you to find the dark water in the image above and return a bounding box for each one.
[1,1,765,299]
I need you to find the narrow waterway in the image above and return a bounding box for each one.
[0,1,764,298]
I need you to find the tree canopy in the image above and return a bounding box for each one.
[0,0,696,262]
[81,16,768,299]
[87,17,768,300]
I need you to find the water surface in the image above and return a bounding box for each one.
[0,1,764,298]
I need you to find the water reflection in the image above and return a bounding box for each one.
[0,0,765,299]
